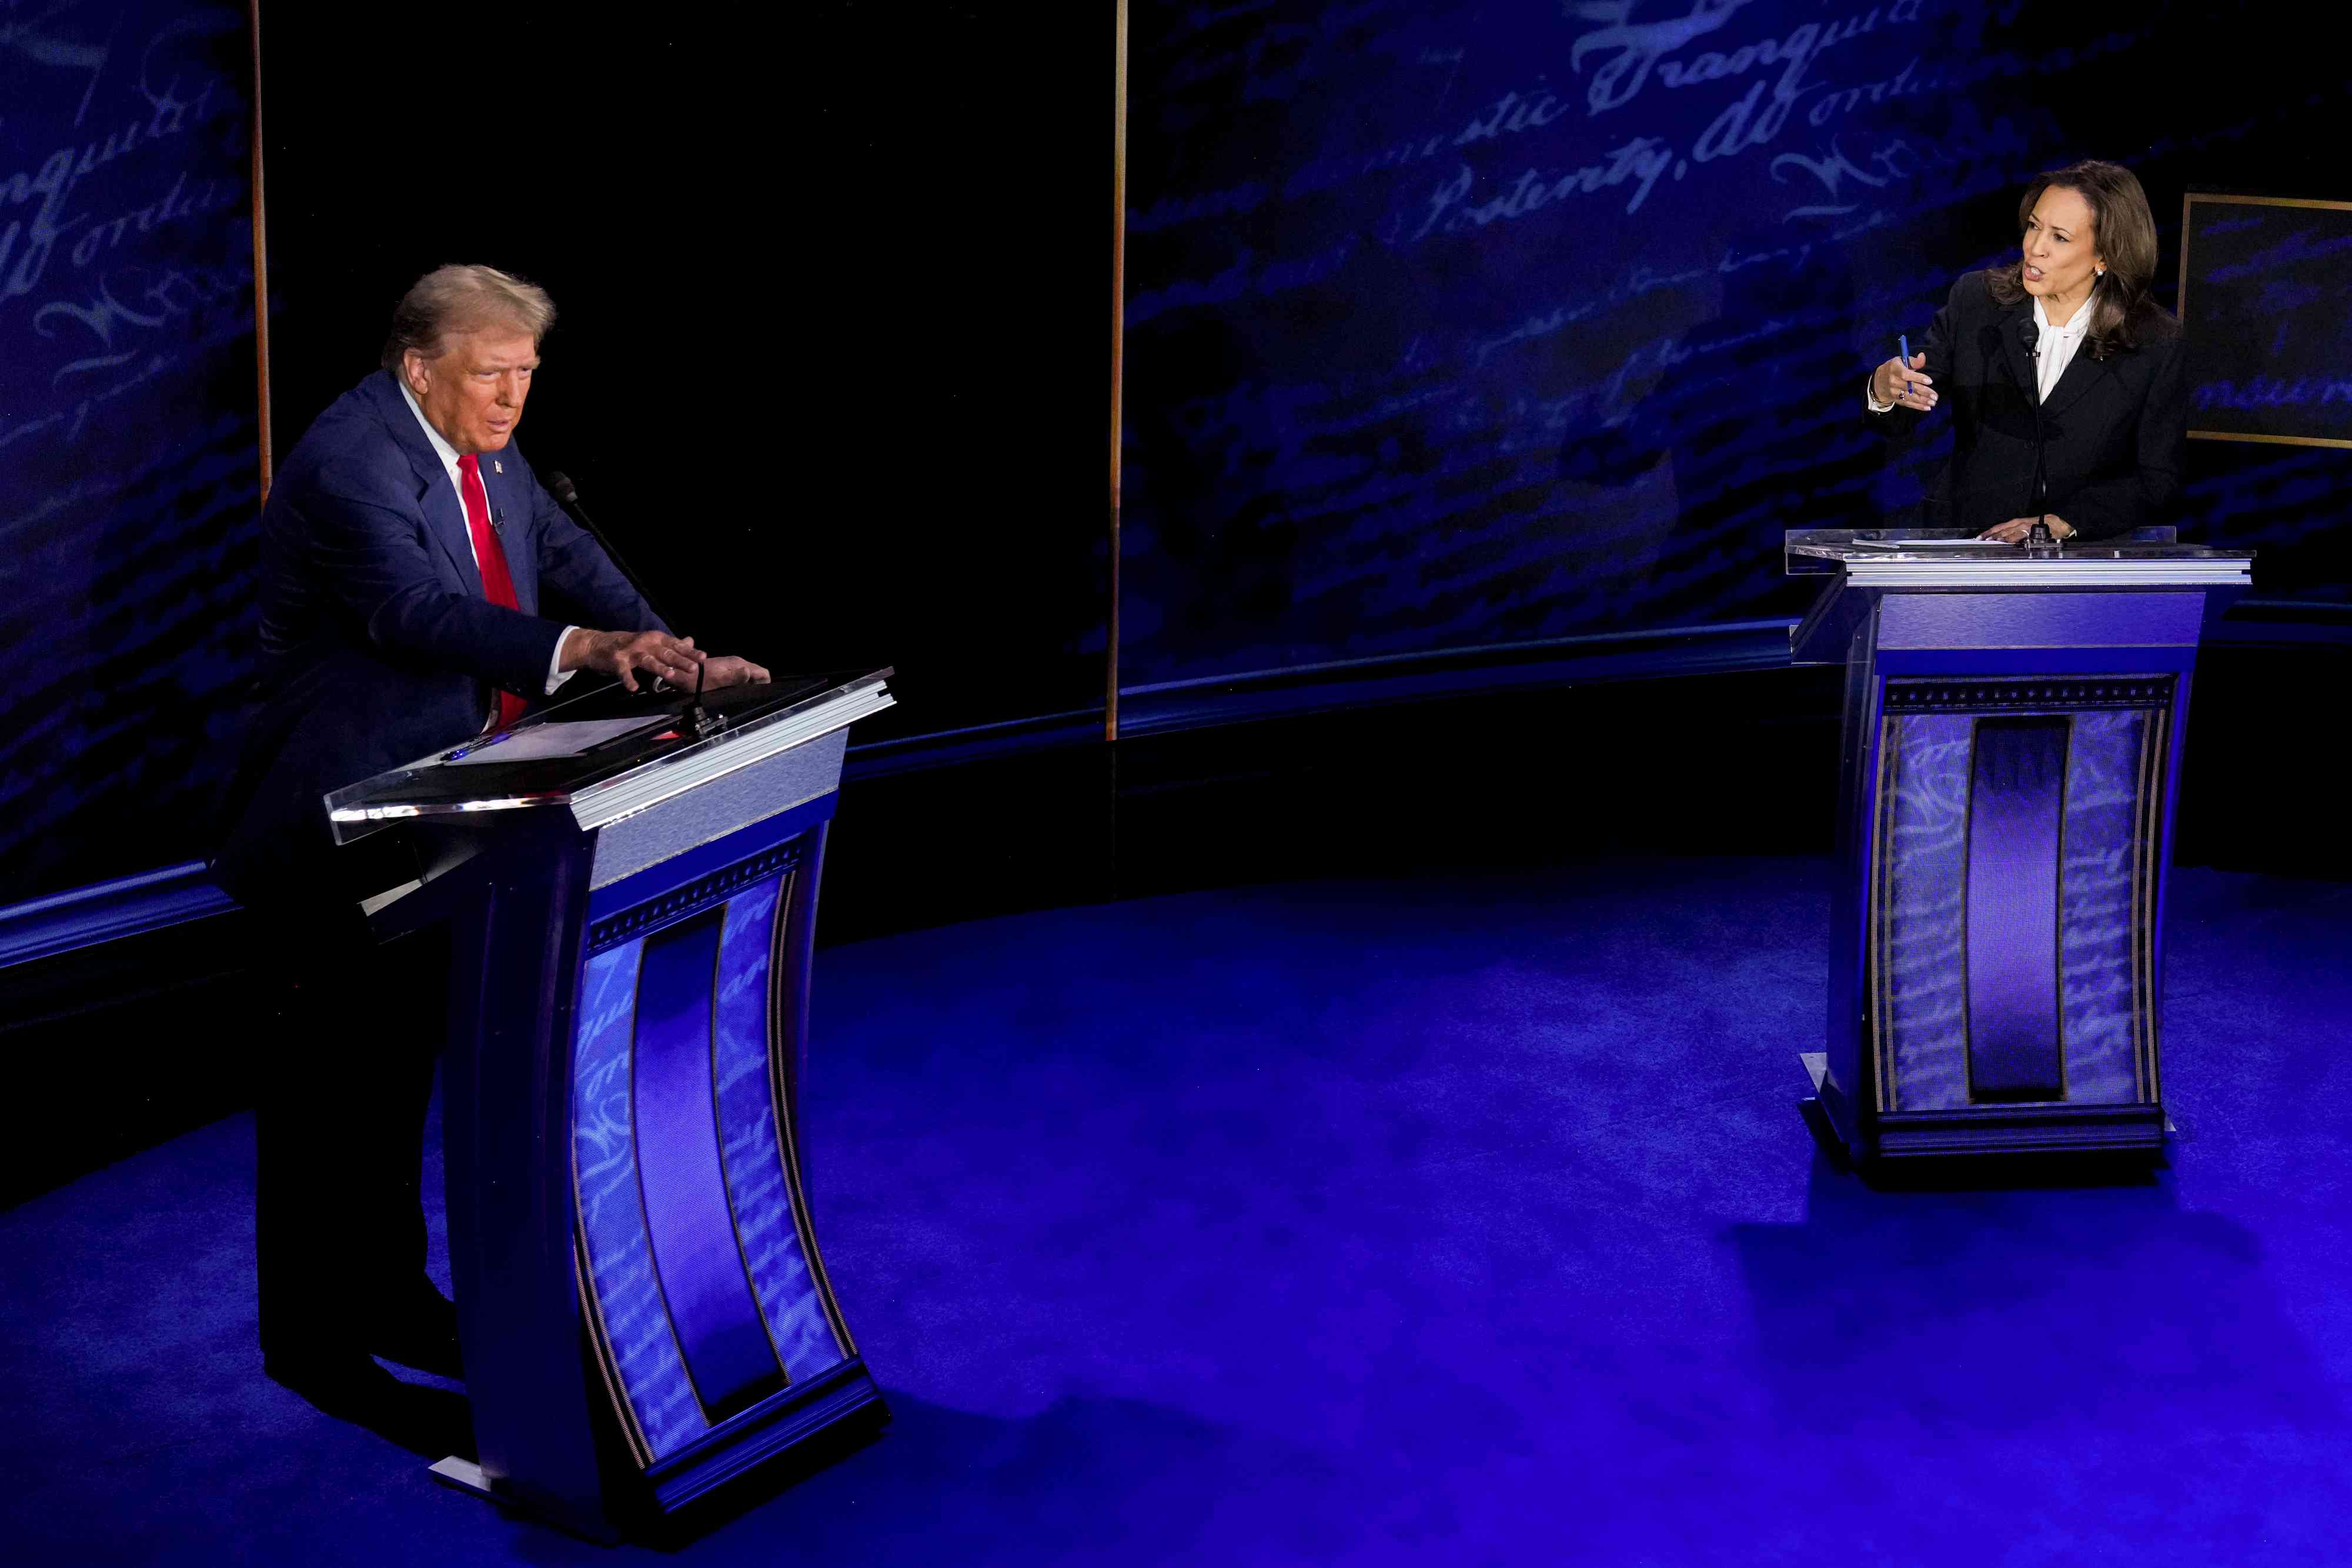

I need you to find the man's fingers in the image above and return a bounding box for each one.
[601,632,731,695]
[712,659,767,688]
[677,657,771,690]
[616,646,696,689]
[584,630,708,691]
[616,633,704,691]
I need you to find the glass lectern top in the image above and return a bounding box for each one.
[324,666,894,843]
[1785,528,2253,587]
[1786,527,2252,570]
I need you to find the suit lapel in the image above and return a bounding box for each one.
[371,373,486,596]
[407,444,486,598]
[2038,346,2110,423]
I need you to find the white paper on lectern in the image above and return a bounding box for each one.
[439,716,666,766]
[1844,538,2012,550]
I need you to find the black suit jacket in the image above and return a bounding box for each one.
[1879,269,2187,541]
[213,370,663,906]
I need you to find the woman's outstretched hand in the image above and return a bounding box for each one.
[1872,352,1936,412]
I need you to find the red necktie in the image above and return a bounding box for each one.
[457,453,528,728]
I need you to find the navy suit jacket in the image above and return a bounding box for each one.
[1879,269,2189,541]
[213,370,663,905]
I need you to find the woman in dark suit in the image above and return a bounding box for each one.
[1866,159,2186,543]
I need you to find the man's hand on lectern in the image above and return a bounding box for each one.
[562,628,704,693]
[692,656,771,689]
[560,630,771,694]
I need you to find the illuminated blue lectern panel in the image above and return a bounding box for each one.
[572,846,855,1466]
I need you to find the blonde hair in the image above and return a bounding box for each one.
[379,263,556,372]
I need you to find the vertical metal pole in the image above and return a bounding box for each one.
[1106,0,1128,743]
[248,0,273,499]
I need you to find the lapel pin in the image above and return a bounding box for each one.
[493,459,503,473]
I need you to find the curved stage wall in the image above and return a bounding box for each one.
[1116,0,2350,698]
[0,1,261,907]
[2,1,2346,928]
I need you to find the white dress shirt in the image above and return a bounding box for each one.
[2025,291,2092,402]
[397,380,576,706]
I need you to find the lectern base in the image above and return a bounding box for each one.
[427,1454,495,1499]
[426,1364,890,1542]
[1798,1052,2169,1166]
[1797,1053,1848,1169]
[426,1455,621,1546]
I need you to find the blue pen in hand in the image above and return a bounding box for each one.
[1899,333,1912,400]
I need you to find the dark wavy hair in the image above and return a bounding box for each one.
[1986,159,2166,360]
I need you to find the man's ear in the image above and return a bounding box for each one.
[401,349,432,399]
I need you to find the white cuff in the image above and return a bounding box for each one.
[1866,375,1896,415]
[545,626,579,696]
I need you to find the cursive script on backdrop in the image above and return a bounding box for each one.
[1118,0,2313,694]
[0,0,263,903]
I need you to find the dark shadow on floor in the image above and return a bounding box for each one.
[1728,1151,2343,1436]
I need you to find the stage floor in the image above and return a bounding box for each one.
[8,857,2351,1566]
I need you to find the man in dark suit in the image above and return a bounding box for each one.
[215,263,765,1407]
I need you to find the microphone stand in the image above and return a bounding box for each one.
[543,470,680,634]
[686,647,721,738]
[544,470,725,715]
[2019,316,2052,544]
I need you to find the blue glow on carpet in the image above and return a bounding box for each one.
[5,859,2349,1565]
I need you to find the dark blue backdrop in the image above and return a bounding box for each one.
[1,0,258,905]
[2181,196,2352,446]
[1118,0,2350,691]
[2,1,2344,915]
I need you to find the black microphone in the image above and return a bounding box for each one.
[2018,318,2049,531]
[543,470,679,636]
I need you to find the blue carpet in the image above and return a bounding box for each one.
[5,858,2349,1566]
